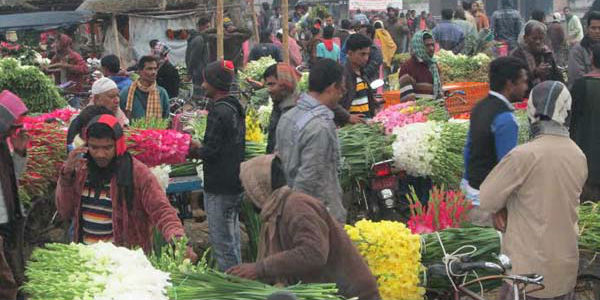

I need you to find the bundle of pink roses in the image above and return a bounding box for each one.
[372,102,432,134]
[127,129,191,167]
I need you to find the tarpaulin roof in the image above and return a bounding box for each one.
[0,10,94,31]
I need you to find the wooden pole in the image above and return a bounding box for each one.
[111,15,123,66]
[216,0,224,60]
[281,0,289,64]
[90,20,97,57]
[250,0,260,44]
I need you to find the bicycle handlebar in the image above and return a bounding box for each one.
[450,261,505,275]
[428,261,504,278]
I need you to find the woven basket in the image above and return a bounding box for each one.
[444,82,490,116]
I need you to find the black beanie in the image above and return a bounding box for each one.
[204,60,234,92]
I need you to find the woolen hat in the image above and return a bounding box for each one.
[204,60,235,92]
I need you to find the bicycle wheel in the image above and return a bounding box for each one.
[575,275,600,300]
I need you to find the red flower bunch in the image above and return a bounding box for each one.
[0,41,20,52]
[407,186,473,234]
[18,122,67,204]
[22,108,79,126]
[127,129,191,167]
[514,99,528,110]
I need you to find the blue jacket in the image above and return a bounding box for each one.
[109,76,132,91]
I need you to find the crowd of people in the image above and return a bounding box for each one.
[2,1,600,300]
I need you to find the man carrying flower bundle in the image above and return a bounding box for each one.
[398,31,443,101]
[462,56,528,226]
[227,154,381,300]
[55,114,196,259]
[263,63,299,154]
[119,56,170,120]
[187,60,246,272]
[480,81,587,300]
[275,59,347,223]
[0,90,29,300]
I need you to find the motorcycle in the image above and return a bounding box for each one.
[361,159,410,221]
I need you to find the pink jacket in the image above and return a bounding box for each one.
[55,157,184,252]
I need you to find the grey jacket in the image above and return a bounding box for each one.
[0,153,26,224]
[568,43,592,89]
[275,93,347,222]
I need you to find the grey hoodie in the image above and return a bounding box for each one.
[275,93,347,222]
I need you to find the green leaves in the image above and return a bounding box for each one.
[339,124,394,190]
[0,58,66,113]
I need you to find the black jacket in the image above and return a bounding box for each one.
[466,94,515,189]
[190,96,246,194]
[157,61,180,98]
[363,45,383,81]
[570,76,600,184]
[206,28,253,70]
[266,94,297,154]
[333,61,377,125]
[248,43,283,62]
[185,31,209,86]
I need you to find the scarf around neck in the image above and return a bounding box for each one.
[322,39,334,51]
[86,114,134,210]
[125,80,162,119]
[411,31,442,98]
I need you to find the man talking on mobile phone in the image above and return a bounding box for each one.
[55,114,196,261]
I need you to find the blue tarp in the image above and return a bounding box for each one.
[0,10,94,31]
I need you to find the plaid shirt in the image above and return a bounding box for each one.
[491,8,523,49]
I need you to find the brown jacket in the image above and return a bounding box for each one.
[240,155,380,300]
[480,135,587,298]
[55,157,185,252]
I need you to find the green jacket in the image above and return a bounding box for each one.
[119,85,170,120]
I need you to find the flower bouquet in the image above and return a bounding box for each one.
[407,186,472,234]
[127,129,191,167]
[338,124,394,189]
[392,121,468,188]
[18,122,67,205]
[22,107,79,125]
[345,220,425,300]
[24,242,171,300]
[372,101,430,135]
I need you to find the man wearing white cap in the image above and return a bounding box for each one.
[66,78,128,152]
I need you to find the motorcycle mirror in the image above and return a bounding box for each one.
[370,79,384,90]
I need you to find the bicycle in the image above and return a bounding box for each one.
[426,254,544,300]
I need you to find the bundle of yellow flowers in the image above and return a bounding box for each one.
[245,109,264,143]
[345,219,425,300]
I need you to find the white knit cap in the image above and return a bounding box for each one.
[91,77,118,95]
